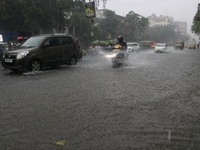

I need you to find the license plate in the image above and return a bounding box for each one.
[5,59,13,63]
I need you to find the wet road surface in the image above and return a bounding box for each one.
[1,47,200,150]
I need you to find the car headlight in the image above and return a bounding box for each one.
[3,52,6,58]
[16,51,29,60]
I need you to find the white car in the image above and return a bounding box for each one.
[154,43,167,53]
[127,42,140,53]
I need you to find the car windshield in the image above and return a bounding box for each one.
[127,43,137,47]
[21,36,44,48]
[157,44,166,47]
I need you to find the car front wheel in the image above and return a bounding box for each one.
[30,59,42,71]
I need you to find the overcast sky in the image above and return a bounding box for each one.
[98,0,200,35]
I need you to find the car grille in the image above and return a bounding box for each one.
[4,53,17,59]
[4,53,18,66]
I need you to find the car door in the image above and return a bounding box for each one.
[60,36,75,63]
[42,37,62,65]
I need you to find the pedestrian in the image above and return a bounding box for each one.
[16,37,24,48]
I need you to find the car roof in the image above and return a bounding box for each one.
[31,33,73,38]
[156,43,167,46]
[127,42,138,44]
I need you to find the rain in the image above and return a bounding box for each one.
[0,0,200,150]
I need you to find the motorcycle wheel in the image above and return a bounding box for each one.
[112,61,120,68]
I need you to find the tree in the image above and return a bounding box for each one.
[97,10,122,40]
[69,0,94,46]
[192,4,200,35]
[124,11,148,41]
[0,0,75,35]
[192,20,200,35]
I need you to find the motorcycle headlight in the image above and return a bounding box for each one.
[16,51,29,60]
[105,53,117,58]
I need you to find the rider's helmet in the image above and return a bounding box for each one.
[17,37,24,43]
[117,35,123,42]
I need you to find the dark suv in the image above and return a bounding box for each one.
[2,34,78,71]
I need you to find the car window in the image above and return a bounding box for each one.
[59,37,72,45]
[127,43,138,47]
[44,37,59,47]
[127,43,134,47]
[157,44,166,47]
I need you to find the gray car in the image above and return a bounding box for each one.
[2,34,78,72]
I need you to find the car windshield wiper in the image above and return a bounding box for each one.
[27,46,35,48]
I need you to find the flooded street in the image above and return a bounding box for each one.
[1,48,200,150]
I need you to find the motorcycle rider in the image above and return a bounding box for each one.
[115,35,127,50]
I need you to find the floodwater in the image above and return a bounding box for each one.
[1,47,200,150]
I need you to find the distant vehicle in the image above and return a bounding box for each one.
[2,34,78,72]
[174,41,184,49]
[140,41,154,49]
[0,42,9,61]
[188,44,196,49]
[154,43,167,53]
[127,42,140,53]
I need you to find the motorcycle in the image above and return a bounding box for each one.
[105,44,129,68]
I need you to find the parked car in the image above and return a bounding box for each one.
[154,43,167,53]
[2,34,78,72]
[0,42,9,61]
[127,42,140,53]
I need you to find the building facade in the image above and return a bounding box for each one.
[175,21,187,36]
[148,14,174,27]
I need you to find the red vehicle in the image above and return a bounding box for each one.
[140,41,154,48]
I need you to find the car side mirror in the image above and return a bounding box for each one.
[42,43,50,49]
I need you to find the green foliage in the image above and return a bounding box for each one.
[98,10,122,40]
[0,1,149,46]
[191,7,200,35]
[0,0,75,35]
[124,11,149,41]
[95,10,148,42]
[192,20,200,35]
